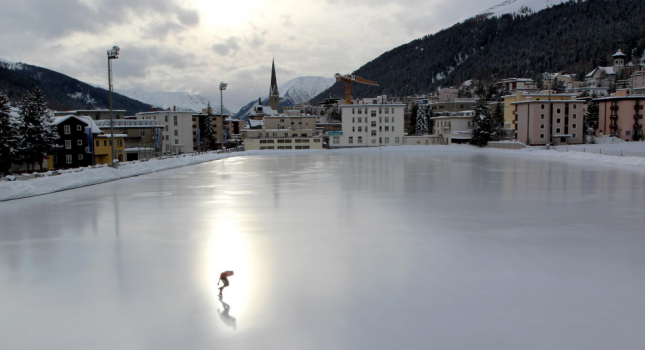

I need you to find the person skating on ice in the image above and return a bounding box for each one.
[218,270,234,296]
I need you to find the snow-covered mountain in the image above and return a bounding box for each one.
[0,58,26,71]
[479,0,578,17]
[234,76,335,120]
[116,88,231,115]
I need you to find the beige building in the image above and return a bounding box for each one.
[430,111,474,144]
[333,99,405,148]
[241,115,323,150]
[136,110,197,154]
[513,100,585,146]
[502,92,578,129]
[497,78,539,94]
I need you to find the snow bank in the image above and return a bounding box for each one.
[0,150,328,202]
[522,148,645,167]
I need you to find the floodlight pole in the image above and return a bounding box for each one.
[107,46,120,166]
[219,81,227,149]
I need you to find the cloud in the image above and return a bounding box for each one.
[0,0,199,40]
[280,15,294,28]
[212,37,241,56]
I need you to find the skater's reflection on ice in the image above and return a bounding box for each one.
[218,296,237,330]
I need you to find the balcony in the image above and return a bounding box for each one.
[610,115,618,121]
[634,114,643,121]
[635,105,644,111]
[634,124,643,130]
[610,124,618,131]
[610,106,619,111]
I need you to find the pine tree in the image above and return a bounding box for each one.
[583,98,600,143]
[408,103,419,135]
[552,78,566,93]
[0,91,18,175]
[16,87,58,171]
[415,104,430,135]
[200,101,218,151]
[470,83,495,147]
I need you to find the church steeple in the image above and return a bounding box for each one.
[269,56,280,112]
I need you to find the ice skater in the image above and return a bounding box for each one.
[218,270,234,296]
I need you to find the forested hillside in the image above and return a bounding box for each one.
[0,61,152,115]
[312,0,645,103]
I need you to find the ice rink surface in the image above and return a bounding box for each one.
[1,147,644,349]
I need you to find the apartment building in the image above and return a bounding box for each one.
[136,110,196,154]
[241,115,323,150]
[331,100,405,148]
[502,92,578,129]
[192,109,226,150]
[595,94,644,141]
[513,100,585,146]
[497,78,539,94]
[430,99,476,113]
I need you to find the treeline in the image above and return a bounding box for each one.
[0,62,153,115]
[311,0,645,103]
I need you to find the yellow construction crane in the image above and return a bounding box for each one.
[334,73,379,104]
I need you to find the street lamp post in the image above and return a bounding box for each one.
[107,46,120,167]
[219,81,227,149]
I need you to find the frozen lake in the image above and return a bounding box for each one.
[1,147,644,349]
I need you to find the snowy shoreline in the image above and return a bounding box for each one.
[2,145,645,202]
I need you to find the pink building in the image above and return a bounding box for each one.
[513,100,585,146]
[596,96,644,141]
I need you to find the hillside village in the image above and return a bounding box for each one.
[1,46,644,176]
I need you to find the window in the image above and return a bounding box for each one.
[165,116,168,122]
[556,128,561,133]
[385,117,389,123]
[285,139,292,143]
[66,155,72,164]
[78,154,83,160]
[364,108,368,114]
[104,140,107,146]
[64,125,71,134]
[173,116,178,126]
[385,126,389,132]
[573,114,577,119]
[395,137,400,143]
[95,140,99,147]
[540,134,545,138]
[165,126,168,131]
[371,121,376,127]
[572,124,577,129]
[352,108,355,114]
[573,133,577,138]
[556,109,561,114]
[358,126,362,132]
[77,140,83,146]
[141,131,145,137]
[77,125,82,131]
[392,117,394,122]
[358,117,362,123]
[379,117,382,123]
[352,117,355,123]
[357,109,362,114]
[352,126,355,132]
[280,119,285,122]
[174,139,178,144]
[53,155,58,164]
[392,126,395,132]
[165,135,169,141]
[540,124,545,129]
[379,108,382,114]
[371,139,376,144]
[371,130,376,136]
[541,104,545,110]
[358,136,362,143]
[379,137,382,144]
[385,137,389,143]
[379,126,382,132]
[349,137,354,144]
[314,139,321,142]
[385,108,389,114]
[174,130,178,136]
[557,118,561,123]
[117,140,122,147]
[65,140,72,149]
[626,130,632,136]
[371,111,376,117]
[573,104,577,109]
[541,114,545,120]
[333,137,339,144]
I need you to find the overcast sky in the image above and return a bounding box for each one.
[0,0,503,111]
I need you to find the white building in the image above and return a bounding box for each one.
[430,111,474,144]
[136,110,197,154]
[331,98,405,148]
